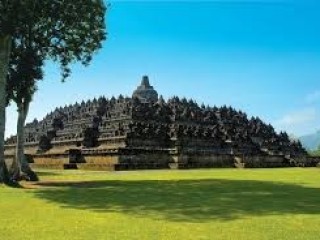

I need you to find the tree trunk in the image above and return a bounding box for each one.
[11,105,27,179]
[14,101,38,182]
[0,35,11,183]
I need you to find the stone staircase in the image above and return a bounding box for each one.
[234,156,245,168]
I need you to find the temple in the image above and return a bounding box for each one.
[4,76,311,170]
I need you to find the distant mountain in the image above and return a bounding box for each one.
[299,131,320,151]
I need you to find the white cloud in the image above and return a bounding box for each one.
[273,108,319,136]
[279,108,317,125]
[275,108,317,126]
[305,90,320,103]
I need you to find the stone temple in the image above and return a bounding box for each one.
[5,76,311,170]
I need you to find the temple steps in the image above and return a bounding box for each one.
[234,156,245,168]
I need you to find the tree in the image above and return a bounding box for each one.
[0,0,106,183]
[6,44,43,181]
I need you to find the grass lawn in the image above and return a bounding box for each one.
[1,168,320,240]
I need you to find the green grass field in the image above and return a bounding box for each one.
[1,168,320,240]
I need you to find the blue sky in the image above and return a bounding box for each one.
[5,0,320,137]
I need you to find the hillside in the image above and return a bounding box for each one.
[299,131,320,150]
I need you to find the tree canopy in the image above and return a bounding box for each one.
[7,45,43,106]
[1,0,106,78]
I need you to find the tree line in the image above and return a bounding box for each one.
[0,0,107,184]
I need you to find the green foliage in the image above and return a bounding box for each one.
[6,46,43,107]
[1,168,320,239]
[0,0,107,80]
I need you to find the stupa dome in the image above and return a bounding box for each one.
[132,76,158,102]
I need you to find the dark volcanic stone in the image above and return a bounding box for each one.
[5,76,307,165]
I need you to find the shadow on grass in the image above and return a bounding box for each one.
[35,171,60,177]
[34,179,320,222]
